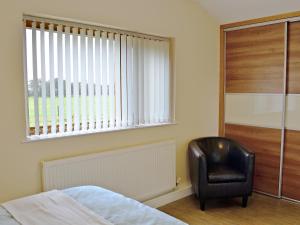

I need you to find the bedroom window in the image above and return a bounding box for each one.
[23,15,173,140]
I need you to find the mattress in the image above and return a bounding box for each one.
[0,186,187,225]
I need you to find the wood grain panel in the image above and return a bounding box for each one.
[282,129,300,201]
[287,22,300,93]
[225,124,281,195]
[226,23,285,93]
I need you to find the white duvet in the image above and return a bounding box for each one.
[2,190,113,225]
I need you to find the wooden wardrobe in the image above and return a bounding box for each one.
[219,14,300,203]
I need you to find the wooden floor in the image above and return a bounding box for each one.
[159,194,300,225]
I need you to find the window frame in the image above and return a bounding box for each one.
[22,14,176,141]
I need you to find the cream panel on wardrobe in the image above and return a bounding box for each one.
[225,93,283,128]
[285,94,300,130]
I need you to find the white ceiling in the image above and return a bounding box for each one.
[195,0,300,24]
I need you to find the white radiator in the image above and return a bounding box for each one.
[42,140,176,201]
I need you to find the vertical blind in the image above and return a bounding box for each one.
[23,16,172,138]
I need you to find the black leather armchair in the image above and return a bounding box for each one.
[188,137,255,211]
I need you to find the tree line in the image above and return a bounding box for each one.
[27,79,107,97]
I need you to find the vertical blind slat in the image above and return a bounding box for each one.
[138,38,144,125]
[143,39,150,124]
[80,28,87,131]
[127,36,133,127]
[57,25,64,133]
[154,41,160,123]
[48,24,56,134]
[121,35,128,127]
[72,28,80,131]
[40,23,48,134]
[149,40,155,124]
[159,41,165,122]
[115,34,121,128]
[87,29,95,130]
[132,37,139,126]
[101,32,108,129]
[65,27,72,132]
[95,31,102,130]
[24,25,30,137]
[108,33,115,128]
[31,22,40,135]
[164,41,170,122]
[25,20,171,137]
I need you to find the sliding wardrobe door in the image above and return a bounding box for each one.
[282,21,300,201]
[224,23,286,196]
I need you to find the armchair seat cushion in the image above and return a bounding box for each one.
[208,165,246,183]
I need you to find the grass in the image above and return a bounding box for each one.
[28,96,113,128]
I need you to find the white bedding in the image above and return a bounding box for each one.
[3,190,113,225]
[0,186,188,225]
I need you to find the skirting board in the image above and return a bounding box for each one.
[143,185,193,208]
[143,185,300,208]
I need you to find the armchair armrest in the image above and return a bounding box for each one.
[188,141,208,196]
[229,141,255,180]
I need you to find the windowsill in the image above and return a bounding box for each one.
[23,122,177,143]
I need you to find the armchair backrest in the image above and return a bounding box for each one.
[196,137,234,166]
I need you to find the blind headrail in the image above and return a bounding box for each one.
[23,14,169,41]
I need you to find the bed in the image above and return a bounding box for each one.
[0,186,188,225]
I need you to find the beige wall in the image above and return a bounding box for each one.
[0,0,219,202]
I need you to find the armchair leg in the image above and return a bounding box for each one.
[242,196,248,208]
[200,198,206,211]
